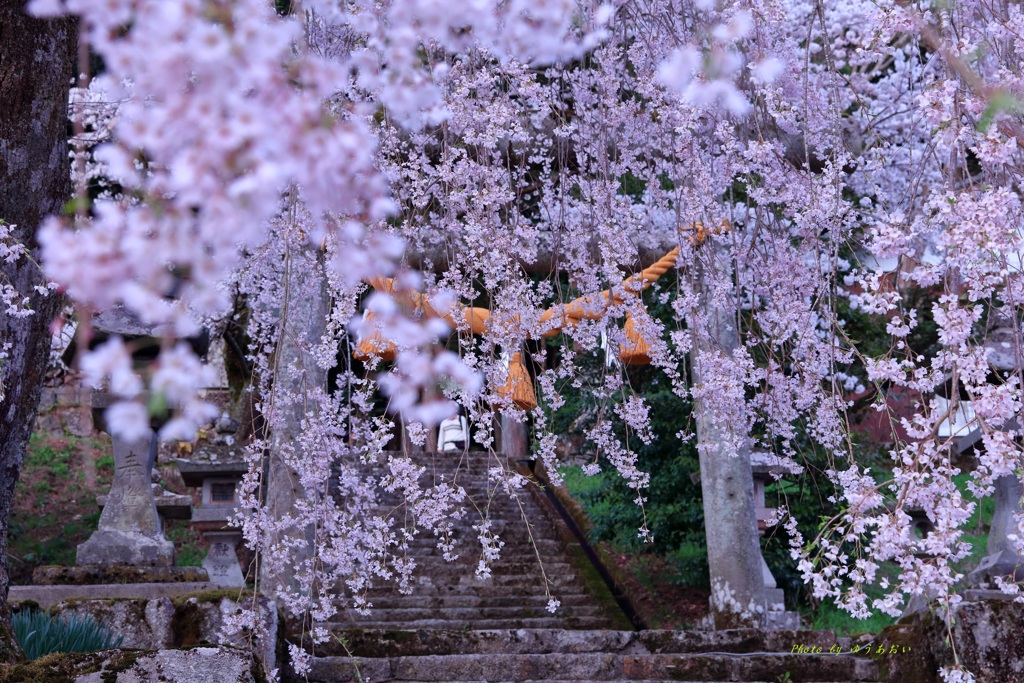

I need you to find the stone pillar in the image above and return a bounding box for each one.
[259,243,326,611]
[500,413,529,459]
[968,474,1024,586]
[688,247,766,629]
[77,433,175,566]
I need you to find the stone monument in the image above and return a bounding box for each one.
[77,423,175,566]
[203,531,246,587]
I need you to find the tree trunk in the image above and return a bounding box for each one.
[0,2,75,661]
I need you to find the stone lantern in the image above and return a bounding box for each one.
[176,449,248,587]
[750,451,804,629]
[75,305,207,568]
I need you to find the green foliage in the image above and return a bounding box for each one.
[166,520,207,567]
[12,610,123,661]
[551,274,710,589]
[807,600,896,636]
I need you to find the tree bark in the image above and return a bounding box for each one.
[0,2,75,660]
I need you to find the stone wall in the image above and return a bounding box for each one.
[33,591,279,674]
[876,594,1024,683]
[0,645,264,683]
[34,386,94,438]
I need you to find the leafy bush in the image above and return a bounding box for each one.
[12,609,123,660]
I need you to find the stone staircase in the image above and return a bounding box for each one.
[301,628,880,682]
[306,450,882,683]
[327,450,630,631]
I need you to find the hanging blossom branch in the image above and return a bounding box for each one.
[373,0,1024,678]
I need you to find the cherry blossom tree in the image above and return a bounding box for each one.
[5,0,1024,680]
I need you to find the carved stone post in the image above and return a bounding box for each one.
[77,431,174,566]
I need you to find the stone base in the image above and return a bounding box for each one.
[7,592,278,674]
[765,609,801,630]
[0,646,263,683]
[77,530,175,567]
[9,582,216,610]
[967,549,1023,586]
[33,565,208,586]
[878,595,1024,683]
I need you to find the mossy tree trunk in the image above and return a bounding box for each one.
[0,1,76,661]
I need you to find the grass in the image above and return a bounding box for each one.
[802,470,1000,635]
[806,600,897,635]
[9,435,113,581]
[166,520,207,567]
[560,461,1006,636]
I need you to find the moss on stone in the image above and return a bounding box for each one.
[172,598,206,648]
[874,610,947,683]
[52,596,148,610]
[169,588,257,607]
[97,650,148,683]
[563,543,634,630]
[0,652,97,683]
[33,565,209,586]
[2,646,265,683]
[10,600,39,615]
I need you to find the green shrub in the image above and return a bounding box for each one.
[12,609,124,660]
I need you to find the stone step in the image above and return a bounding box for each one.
[332,605,608,623]
[348,589,585,602]
[357,576,586,594]
[361,537,567,552]
[369,556,569,568]
[366,559,576,573]
[368,503,550,518]
[359,577,582,593]
[379,539,566,552]
[320,629,843,658]
[320,616,615,632]
[344,469,529,481]
[331,451,623,638]
[368,517,555,528]
[348,593,600,609]
[364,518,559,532]
[304,652,878,682]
